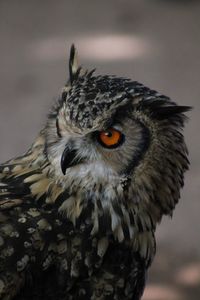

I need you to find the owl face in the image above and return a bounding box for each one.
[45,73,152,179]
[47,108,148,177]
[45,45,190,220]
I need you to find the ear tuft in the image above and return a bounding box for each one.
[69,44,81,84]
[138,98,192,121]
[151,105,192,120]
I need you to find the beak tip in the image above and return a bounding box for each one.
[61,168,66,175]
[61,147,78,175]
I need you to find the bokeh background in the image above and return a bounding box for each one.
[0,0,199,299]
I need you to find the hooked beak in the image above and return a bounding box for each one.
[61,146,85,175]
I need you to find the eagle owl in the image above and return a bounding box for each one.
[0,45,190,300]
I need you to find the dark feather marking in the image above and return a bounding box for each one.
[129,212,136,226]
[136,216,145,233]
[98,211,112,236]
[96,198,103,211]
[54,190,70,208]
[56,118,62,138]
[112,202,123,218]
[124,124,150,176]
[121,220,130,240]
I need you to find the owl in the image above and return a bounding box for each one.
[0,45,190,300]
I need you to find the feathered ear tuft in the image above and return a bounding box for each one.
[150,104,192,120]
[138,98,192,121]
[69,44,81,84]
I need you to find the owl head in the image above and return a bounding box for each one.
[45,45,190,228]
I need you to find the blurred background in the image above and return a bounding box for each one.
[0,0,199,299]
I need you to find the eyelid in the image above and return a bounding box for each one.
[102,119,123,132]
[111,124,123,132]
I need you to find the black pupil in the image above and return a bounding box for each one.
[105,131,113,138]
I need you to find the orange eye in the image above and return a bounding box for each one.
[98,128,124,148]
